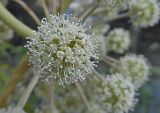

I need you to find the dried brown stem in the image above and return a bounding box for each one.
[0,55,30,108]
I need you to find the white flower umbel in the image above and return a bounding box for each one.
[0,20,13,43]
[25,14,99,85]
[106,28,130,54]
[130,0,160,27]
[119,54,150,89]
[0,107,26,113]
[97,73,137,113]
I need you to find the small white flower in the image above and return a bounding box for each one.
[25,14,99,85]
[106,28,130,54]
[97,73,137,113]
[0,107,26,113]
[130,0,160,27]
[0,21,13,43]
[119,54,150,89]
[90,104,106,113]
[57,51,65,60]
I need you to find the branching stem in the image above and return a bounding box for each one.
[0,2,33,37]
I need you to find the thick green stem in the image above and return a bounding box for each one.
[0,2,34,37]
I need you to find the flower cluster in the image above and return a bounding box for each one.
[25,14,99,85]
[0,107,26,113]
[0,21,13,43]
[119,54,150,89]
[106,28,130,53]
[97,73,137,113]
[130,0,160,27]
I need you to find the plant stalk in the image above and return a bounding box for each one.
[0,55,30,108]
[47,82,55,113]
[75,83,91,110]
[0,2,34,37]
[18,73,39,108]
[41,0,49,19]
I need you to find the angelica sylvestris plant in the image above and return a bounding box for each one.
[25,14,99,85]
[0,0,159,113]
